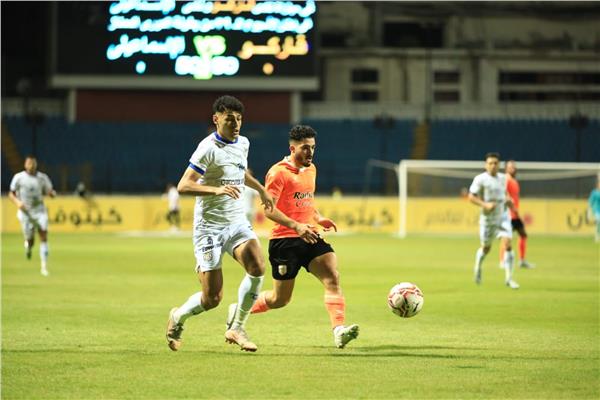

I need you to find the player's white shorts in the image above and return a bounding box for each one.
[193,221,257,272]
[17,208,49,238]
[479,213,512,246]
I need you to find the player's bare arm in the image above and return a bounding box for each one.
[177,167,241,199]
[263,198,319,243]
[244,170,274,212]
[314,209,337,232]
[468,192,495,212]
[8,191,26,210]
[505,192,516,215]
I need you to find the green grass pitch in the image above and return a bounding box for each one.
[2,232,599,399]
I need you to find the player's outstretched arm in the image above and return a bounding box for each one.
[264,199,319,243]
[505,192,516,215]
[244,170,273,212]
[177,167,240,198]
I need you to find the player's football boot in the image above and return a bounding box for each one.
[505,279,520,289]
[166,307,184,351]
[519,260,536,269]
[334,324,359,349]
[225,303,237,330]
[40,268,49,277]
[225,327,257,352]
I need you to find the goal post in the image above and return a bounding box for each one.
[394,160,600,237]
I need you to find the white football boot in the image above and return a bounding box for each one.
[166,307,184,351]
[519,260,536,269]
[505,279,520,289]
[334,324,359,349]
[224,303,257,352]
[225,327,258,352]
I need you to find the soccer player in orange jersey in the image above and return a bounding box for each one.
[499,160,535,269]
[226,125,359,348]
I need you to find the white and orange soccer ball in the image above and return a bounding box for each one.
[387,282,424,318]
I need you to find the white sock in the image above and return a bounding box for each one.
[232,274,264,330]
[504,250,515,282]
[40,242,49,269]
[475,248,486,269]
[173,292,205,324]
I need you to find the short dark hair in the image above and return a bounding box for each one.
[485,152,500,161]
[213,95,244,114]
[289,125,317,142]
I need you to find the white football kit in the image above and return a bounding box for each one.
[188,132,257,272]
[9,171,54,238]
[469,172,512,246]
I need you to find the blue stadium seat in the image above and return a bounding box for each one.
[2,116,597,194]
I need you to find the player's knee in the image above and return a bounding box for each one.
[202,293,222,310]
[270,295,291,309]
[245,258,265,277]
[269,298,292,308]
[482,245,491,254]
[322,271,341,292]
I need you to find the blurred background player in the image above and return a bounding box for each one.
[588,179,600,242]
[468,152,520,289]
[499,160,535,269]
[8,156,56,276]
[164,183,181,232]
[165,95,273,352]
[227,125,360,349]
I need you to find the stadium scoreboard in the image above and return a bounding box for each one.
[51,0,318,90]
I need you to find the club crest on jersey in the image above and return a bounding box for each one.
[236,163,246,171]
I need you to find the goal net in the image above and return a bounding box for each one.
[363,159,600,237]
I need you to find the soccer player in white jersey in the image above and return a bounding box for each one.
[468,152,520,289]
[165,95,274,352]
[8,156,56,276]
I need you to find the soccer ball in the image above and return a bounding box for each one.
[387,282,424,318]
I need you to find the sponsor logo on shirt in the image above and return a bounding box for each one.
[293,192,313,200]
[293,191,314,208]
[220,179,245,185]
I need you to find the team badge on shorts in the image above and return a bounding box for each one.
[278,264,287,276]
[202,237,215,262]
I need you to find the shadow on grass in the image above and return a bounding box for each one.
[5,344,595,363]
